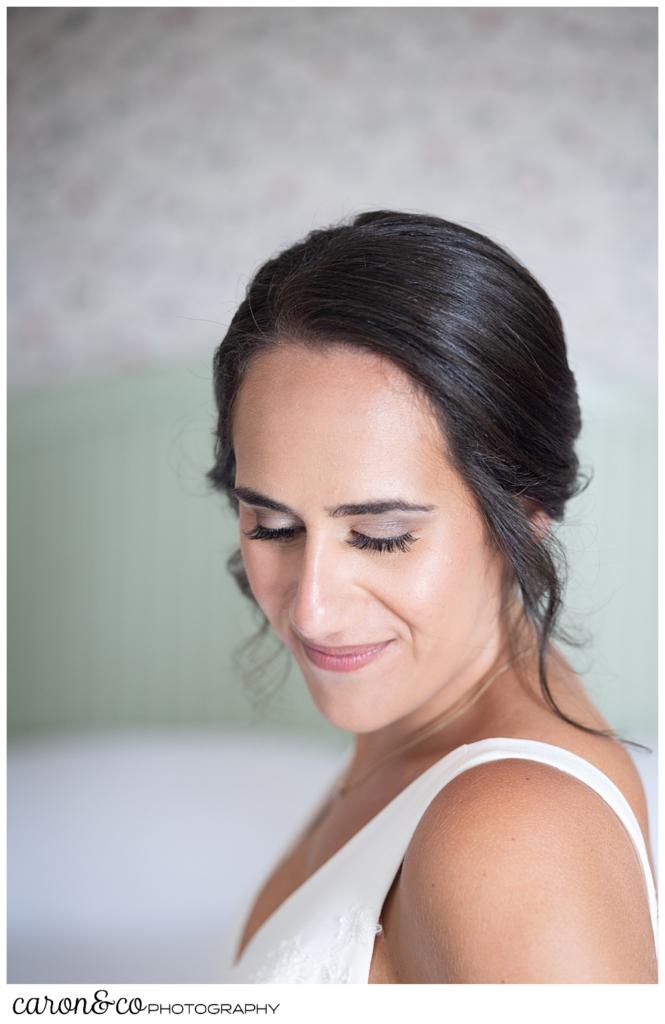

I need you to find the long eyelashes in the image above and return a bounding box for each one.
[350,531,416,554]
[242,524,418,555]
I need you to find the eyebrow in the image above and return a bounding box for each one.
[230,486,437,518]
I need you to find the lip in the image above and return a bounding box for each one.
[301,639,393,673]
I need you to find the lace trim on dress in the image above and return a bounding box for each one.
[246,903,383,984]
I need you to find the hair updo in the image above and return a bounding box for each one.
[206,208,642,750]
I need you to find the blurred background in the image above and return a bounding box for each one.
[7,6,657,982]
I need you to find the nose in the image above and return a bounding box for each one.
[288,532,355,646]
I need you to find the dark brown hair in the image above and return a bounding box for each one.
[206,209,648,752]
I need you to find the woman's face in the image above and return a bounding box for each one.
[231,342,510,734]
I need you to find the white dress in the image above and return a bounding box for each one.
[222,737,659,983]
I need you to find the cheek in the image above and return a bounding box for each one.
[365,542,452,638]
[398,522,489,620]
[239,537,278,606]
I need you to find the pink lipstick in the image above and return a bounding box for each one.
[301,639,393,672]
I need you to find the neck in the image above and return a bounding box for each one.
[348,604,536,780]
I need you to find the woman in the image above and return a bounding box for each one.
[207,210,658,983]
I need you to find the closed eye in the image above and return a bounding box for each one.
[242,523,418,554]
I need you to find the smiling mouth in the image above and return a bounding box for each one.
[300,638,394,673]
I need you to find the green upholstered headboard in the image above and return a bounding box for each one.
[8,361,656,743]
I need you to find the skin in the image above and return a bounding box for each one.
[229,340,658,982]
[232,340,543,778]
[393,759,659,982]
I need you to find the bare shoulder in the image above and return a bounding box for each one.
[389,757,658,983]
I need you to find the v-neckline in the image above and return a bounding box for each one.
[230,735,653,970]
[231,738,477,967]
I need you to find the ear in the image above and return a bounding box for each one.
[518,496,551,541]
[528,507,551,541]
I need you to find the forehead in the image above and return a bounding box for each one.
[231,342,456,493]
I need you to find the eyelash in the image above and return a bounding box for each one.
[242,524,418,554]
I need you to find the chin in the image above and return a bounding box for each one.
[297,664,399,734]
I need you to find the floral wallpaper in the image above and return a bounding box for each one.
[7,6,656,393]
